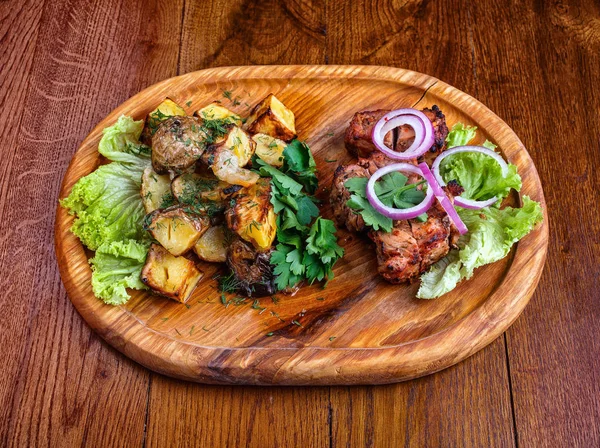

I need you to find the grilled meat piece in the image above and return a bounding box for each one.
[345,106,449,165]
[330,164,370,232]
[370,181,464,283]
[226,238,275,297]
[396,106,449,166]
[369,220,421,283]
[344,109,394,158]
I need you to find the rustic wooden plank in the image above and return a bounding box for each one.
[470,0,600,446]
[0,0,184,445]
[325,0,477,95]
[0,0,47,441]
[330,338,515,447]
[178,0,326,72]
[146,377,331,447]
[325,1,516,445]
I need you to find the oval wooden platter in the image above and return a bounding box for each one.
[55,65,548,385]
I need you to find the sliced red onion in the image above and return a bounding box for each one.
[371,109,435,160]
[366,163,435,220]
[431,145,509,210]
[418,162,468,235]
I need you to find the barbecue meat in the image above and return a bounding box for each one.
[344,106,449,165]
[369,181,464,282]
[344,109,394,158]
[369,221,421,283]
[330,164,370,232]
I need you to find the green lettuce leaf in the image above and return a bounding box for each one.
[61,115,151,305]
[442,122,521,203]
[445,123,477,148]
[90,239,149,305]
[417,196,542,299]
[440,151,521,202]
[98,115,150,165]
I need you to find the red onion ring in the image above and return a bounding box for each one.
[431,145,509,210]
[418,163,468,235]
[366,163,435,220]
[371,109,435,160]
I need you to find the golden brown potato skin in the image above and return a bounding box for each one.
[141,243,204,303]
[151,116,207,174]
[245,95,297,142]
[145,206,210,256]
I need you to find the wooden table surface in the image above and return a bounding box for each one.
[1,0,598,446]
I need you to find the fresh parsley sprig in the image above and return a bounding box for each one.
[255,140,344,291]
[345,172,428,233]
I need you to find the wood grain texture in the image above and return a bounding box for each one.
[471,1,600,446]
[55,65,548,387]
[0,0,185,445]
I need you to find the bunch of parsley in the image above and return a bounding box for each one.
[344,172,428,233]
[254,140,344,290]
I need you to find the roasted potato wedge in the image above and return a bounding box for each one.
[194,102,242,126]
[194,225,228,263]
[141,167,174,213]
[203,126,259,187]
[227,238,275,297]
[208,125,255,167]
[244,94,296,142]
[141,243,203,303]
[225,178,277,250]
[252,133,286,167]
[151,116,207,174]
[145,207,209,256]
[141,98,187,144]
[171,173,242,205]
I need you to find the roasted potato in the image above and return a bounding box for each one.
[227,238,275,297]
[209,125,255,167]
[145,206,210,256]
[225,178,277,250]
[140,167,174,213]
[151,116,207,174]
[252,133,286,167]
[194,225,228,262]
[141,98,187,144]
[171,173,242,205]
[141,243,204,303]
[194,102,242,126]
[244,94,296,142]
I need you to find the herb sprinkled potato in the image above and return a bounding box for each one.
[195,102,242,126]
[225,178,277,250]
[244,94,296,142]
[252,133,286,167]
[140,167,175,213]
[151,116,207,175]
[145,206,210,256]
[141,243,204,303]
[194,225,229,263]
[141,98,187,144]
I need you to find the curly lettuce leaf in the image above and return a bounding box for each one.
[98,115,149,165]
[445,123,477,148]
[440,151,521,202]
[61,157,149,250]
[442,123,521,203]
[61,115,151,305]
[89,239,149,305]
[417,196,542,299]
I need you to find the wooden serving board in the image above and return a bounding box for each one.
[55,65,548,385]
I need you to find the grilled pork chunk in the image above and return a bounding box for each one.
[369,182,463,283]
[330,164,370,233]
[344,106,449,165]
